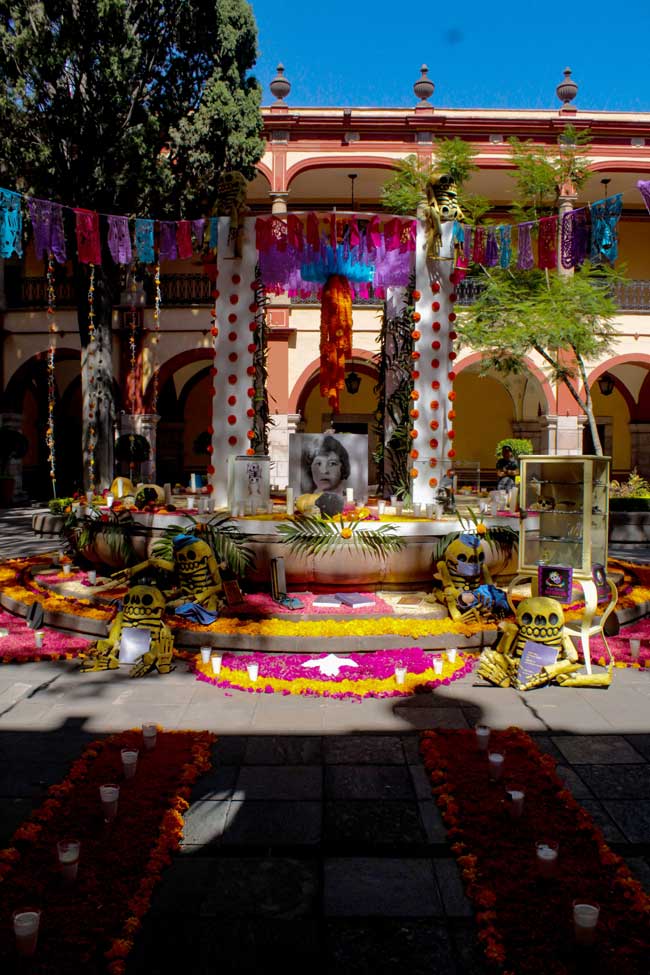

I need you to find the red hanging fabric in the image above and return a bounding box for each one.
[472,227,486,264]
[74,208,102,265]
[176,220,193,260]
[538,216,558,269]
[306,213,320,251]
[287,214,304,250]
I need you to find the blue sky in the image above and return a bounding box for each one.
[249,1,649,111]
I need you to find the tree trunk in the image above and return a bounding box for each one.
[583,400,603,456]
[73,261,116,492]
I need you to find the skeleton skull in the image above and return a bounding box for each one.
[515,596,564,642]
[122,585,166,624]
[445,535,485,580]
[176,540,213,576]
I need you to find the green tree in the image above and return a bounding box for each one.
[458,266,620,455]
[0,0,264,492]
[508,125,591,223]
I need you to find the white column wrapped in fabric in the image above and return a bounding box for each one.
[412,218,456,505]
[209,217,259,508]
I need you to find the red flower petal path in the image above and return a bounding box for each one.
[0,729,214,974]
[0,608,91,663]
[420,728,650,974]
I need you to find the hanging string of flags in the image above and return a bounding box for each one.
[0,183,627,273]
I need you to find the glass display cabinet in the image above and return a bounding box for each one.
[518,455,610,577]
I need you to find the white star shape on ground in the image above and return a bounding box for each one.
[300,654,359,677]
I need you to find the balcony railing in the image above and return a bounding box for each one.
[5,275,650,312]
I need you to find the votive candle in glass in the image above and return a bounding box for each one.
[99,783,120,822]
[536,840,559,878]
[475,725,490,751]
[433,656,444,675]
[488,752,505,781]
[87,569,97,585]
[573,901,600,946]
[34,630,45,648]
[629,638,641,660]
[506,788,525,818]
[447,647,457,663]
[200,646,212,664]
[12,909,41,957]
[57,839,81,883]
[211,654,223,675]
[142,724,157,750]
[394,665,407,685]
[247,661,259,682]
[120,749,139,780]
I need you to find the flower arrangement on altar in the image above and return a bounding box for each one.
[277,513,404,560]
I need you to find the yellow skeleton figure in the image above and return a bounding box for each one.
[423,173,465,259]
[434,534,507,623]
[80,584,174,678]
[478,595,579,689]
[112,533,224,612]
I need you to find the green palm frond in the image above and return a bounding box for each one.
[277,515,405,561]
[432,508,519,565]
[151,514,255,578]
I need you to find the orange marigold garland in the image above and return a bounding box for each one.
[420,727,650,974]
[0,729,214,974]
[320,274,353,413]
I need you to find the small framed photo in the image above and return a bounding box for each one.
[222,579,244,606]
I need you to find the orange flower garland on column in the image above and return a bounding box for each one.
[320,274,353,414]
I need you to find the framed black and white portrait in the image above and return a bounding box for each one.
[289,433,368,502]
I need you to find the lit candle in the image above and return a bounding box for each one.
[536,841,559,878]
[433,656,444,675]
[247,661,259,682]
[506,788,525,818]
[200,646,212,665]
[34,630,45,648]
[394,665,407,685]
[99,783,120,822]
[475,725,490,751]
[12,909,41,957]
[447,647,457,663]
[573,901,600,946]
[211,654,223,675]
[142,724,157,750]
[120,749,139,780]
[488,752,505,781]
[285,487,294,516]
[57,839,81,883]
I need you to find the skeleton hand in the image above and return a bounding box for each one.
[477,650,512,687]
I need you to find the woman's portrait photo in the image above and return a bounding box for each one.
[289,433,368,501]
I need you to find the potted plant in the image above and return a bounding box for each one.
[0,426,28,507]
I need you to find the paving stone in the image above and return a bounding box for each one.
[577,764,650,799]
[325,765,414,800]
[325,919,456,974]
[433,859,473,917]
[530,734,565,762]
[552,734,646,764]
[324,800,425,846]
[623,735,650,761]
[602,800,650,844]
[149,858,224,915]
[181,798,230,847]
[211,735,248,765]
[190,765,238,801]
[409,764,434,799]
[324,858,442,916]
[555,764,592,798]
[579,800,627,844]
[393,707,469,730]
[200,858,318,919]
[235,765,322,800]
[448,918,490,974]
[223,800,322,846]
[244,735,322,765]
[0,762,70,798]
[419,801,448,844]
[401,734,423,764]
[0,797,34,846]
[323,734,405,764]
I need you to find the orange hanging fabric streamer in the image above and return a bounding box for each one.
[320,274,353,414]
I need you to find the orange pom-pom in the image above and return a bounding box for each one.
[429,477,438,487]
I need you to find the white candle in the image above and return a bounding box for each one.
[34,630,45,648]
[120,749,138,779]
[629,638,641,660]
[433,657,444,675]
[0,627,8,637]
[247,661,259,682]
[536,841,559,878]
[87,570,97,585]
[395,501,403,515]
[63,563,72,575]
[390,495,398,506]
[506,789,525,818]
[285,487,294,515]
[413,503,421,516]
[475,726,490,751]
[447,647,457,663]
[200,646,212,664]
[211,654,223,675]
[394,665,407,685]
[142,724,157,750]
[346,487,354,503]
[13,909,41,957]
[99,783,120,821]
[488,752,505,781]
[377,500,386,515]
[426,503,435,518]
[106,493,114,509]
[573,902,600,946]
[57,839,81,883]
